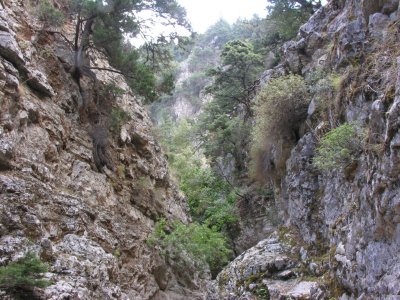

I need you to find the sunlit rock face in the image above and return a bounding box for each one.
[0,2,207,299]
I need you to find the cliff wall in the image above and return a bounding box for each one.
[0,2,206,299]
[213,0,400,299]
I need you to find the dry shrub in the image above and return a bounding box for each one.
[250,74,310,184]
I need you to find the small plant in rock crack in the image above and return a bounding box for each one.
[313,122,365,171]
[36,1,65,28]
[102,83,125,99]
[110,108,131,134]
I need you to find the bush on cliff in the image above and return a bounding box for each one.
[0,253,51,298]
[250,74,310,183]
[37,0,65,28]
[314,122,364,171]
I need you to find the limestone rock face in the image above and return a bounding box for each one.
[209,0,400,298]
[0,2,206,299]
[276,0,400,298]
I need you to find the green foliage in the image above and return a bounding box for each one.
[306,69,342,118]
[250,75,309,182]
[110,108,131,134]
[267,0,314,41]
[188,47,218,73]
[198,110,251,173]
[205,39,263,116]
[198,19,233,49]
[314,123,364,170]
[149,220,232,277]
[37,0,65,28]
[157,118,239,234]
[196,39,263,174]
[102,83,125,98]
[0,253,51,292]
[65,0,190,103]
[255,287,270,299]
[157,72,176,96]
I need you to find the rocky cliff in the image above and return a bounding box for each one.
[212,0,400,299]
[0,1,207,299]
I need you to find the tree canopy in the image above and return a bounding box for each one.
[39,0,191,102]
[206,40,263,118]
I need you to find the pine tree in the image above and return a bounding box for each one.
[39,0,191,102]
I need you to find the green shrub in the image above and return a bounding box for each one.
[313,122,364,170]
[102,83,125,99]
[157,118,239,234]
[110,108,131,134]
[37,1,64,28]
[0,252,51,296]
[250,74,310,182]
[149,220,232,277]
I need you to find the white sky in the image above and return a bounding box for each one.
[131,1,327,45]
[178,0,268,33]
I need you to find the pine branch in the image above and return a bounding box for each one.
[88,66,135,79]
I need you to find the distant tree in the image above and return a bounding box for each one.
[206,40,264,118]
[37,0,65,28]
[195,40,263,173]
[266,0,320,41]
[197,19,233,49]
[268,0,322,13]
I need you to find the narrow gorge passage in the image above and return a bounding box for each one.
[1,1,399,300]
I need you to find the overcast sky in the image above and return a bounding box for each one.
[177,0,268,33]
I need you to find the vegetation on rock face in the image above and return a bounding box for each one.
[37,1,65,28]
[0,253,51,298]
[195,39,263,175]
[267,0,321,41]
[250,74,310,183]
[110,108,131,134]
[149,117,240,276]
[157,118,239,237]
[149,219,232,278]
[149,0,326,282]
[206,40,264,118]
[314,123,364,171]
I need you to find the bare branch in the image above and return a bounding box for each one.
[88,66,135,79]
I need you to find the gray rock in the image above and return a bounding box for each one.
[368,13,389,40]
[0,4,203,300]
[0,31,25,68]
[26,68,55,97]
[210,233,315,299]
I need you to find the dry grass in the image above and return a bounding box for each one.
[250,75,310,184]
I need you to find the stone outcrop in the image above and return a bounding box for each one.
[0,1,206,299]
[210,232,323,300]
